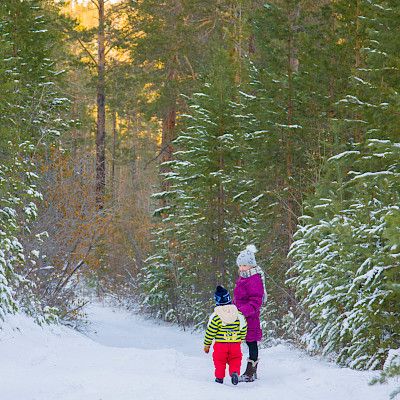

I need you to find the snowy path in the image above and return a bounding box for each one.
[1,303,397,400]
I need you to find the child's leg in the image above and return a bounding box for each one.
[241,341,259,381]
[213,342,228,379]
[228,343,242,376]
[246,341,258,361]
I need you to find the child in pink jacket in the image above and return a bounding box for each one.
[233,245,267,382]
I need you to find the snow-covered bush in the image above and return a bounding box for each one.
[288,139,400,370]
[371,348,400,399]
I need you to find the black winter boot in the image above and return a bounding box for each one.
[215,378,223,384]
[239,358,259,382]
[231,372,239,386]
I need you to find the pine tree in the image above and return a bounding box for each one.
[131,0,257,198]
[130,0,202,199]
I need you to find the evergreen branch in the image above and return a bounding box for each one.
[105,27,135,56]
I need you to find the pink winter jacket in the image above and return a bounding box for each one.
[233,273,264,342]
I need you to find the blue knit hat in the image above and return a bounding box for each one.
[214,285,232,306]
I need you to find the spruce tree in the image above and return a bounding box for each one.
[338,0,400,142]
[0,0,69,152]
[288,139,400,369]
[0,143,43,319]
[0,0,69,322]
[141,50,262,325]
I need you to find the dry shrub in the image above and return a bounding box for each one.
[98,158,155,301]
[20,147,111,324]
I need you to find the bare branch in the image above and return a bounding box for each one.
[76,36,98,66]
[89,0,100,11]
[144,140,174,169]
[60,300,89,320]
[183,55,196,80]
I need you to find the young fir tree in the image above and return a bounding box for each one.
[141,50,263,326]
[0,143,45,320]
[288,139,400,370]
[0,0,69,323]
[372,347,400,399]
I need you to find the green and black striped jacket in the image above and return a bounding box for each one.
[204,307,247,346]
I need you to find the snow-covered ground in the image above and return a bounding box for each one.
[1,302,397,400]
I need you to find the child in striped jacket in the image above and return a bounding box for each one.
[204,285,247,385]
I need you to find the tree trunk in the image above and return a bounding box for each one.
[160,106,176,200]
[354,0,363,143]
[161,108,176,166]
[217,151,226,284]
[285,2,300,250]
[96,0,106,208]
[249,32,256,55]
[111,110,117,201]
[160,58,177,205]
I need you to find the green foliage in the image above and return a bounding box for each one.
[371,348,400,399]
[337,0,400,142]
[0,143,42,319]
[141,51,264,326]
[0,0,69,153]
[288,139,400,369]
[0,0,70,324]
[130,0,202,119]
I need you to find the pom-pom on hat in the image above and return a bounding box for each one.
[214,285,232,306]
[236,244,258,267]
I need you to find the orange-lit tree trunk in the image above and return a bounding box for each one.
[96,0,106,208]
[160,57,177,202]
[161,108,176,167]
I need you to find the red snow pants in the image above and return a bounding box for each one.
[212,342,242,379]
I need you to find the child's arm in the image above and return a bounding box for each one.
[239,279,264,318]
[238,312,248,341]
[204,313,219,351]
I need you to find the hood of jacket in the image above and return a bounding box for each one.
[214,304,239,325]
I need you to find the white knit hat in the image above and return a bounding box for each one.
[236,245,258,267]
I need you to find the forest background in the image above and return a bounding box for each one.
[0,0,399,391]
